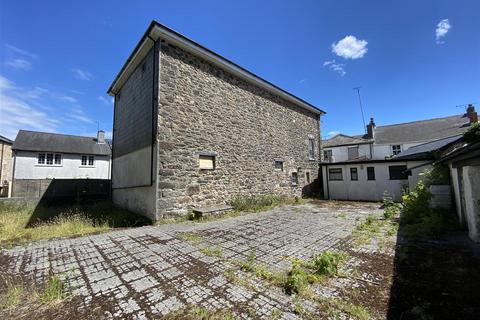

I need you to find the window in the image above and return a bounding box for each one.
[350,168,358,181]
[38,153,46,164]
[274,160,284,171]
[328,168,343,181]
[54,154,62,165]
[391,145,402,156]
[306,171,311,184]
[199,155,215,170]
[367,167,375,180]
[308,138,315,160]
[347,146,359,160]
[389,165,408,180]
[37,153,61,166]
[291,172,298,185]
[323,150,333,162]
[81,155,95,167]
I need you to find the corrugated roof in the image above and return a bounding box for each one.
[322,134,371,147]
[374,114,470,144]
[394,134,463,160]
[13,130,111,156]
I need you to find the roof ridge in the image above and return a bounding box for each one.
[18,130,96,140]
[376,114,464,129]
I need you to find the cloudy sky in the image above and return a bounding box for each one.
[0,0,479,140]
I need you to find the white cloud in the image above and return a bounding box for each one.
[54,94,78,103]
[4,45,38,71]
[98,95,113,106]
[435,19,451,44]
[331,35,368,60]
[323,60,346,76]
[328,131,340,137]
[71,68,92,81]
[68,106,94,123]
[6,58,32,70]
[0,75,58,139]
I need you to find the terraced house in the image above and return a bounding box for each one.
[108,21,325,220]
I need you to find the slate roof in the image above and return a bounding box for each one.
[13,130,111,156]
[0,135,13,144]
[322,134,372,147]
[394,134,463,160]
[374,114,470,144]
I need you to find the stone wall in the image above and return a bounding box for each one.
[156,42,321,217]
[0,141,12,197]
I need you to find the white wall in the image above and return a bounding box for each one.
[323,144,371,162]
[14,151,110,179]
[461,166,480,242]
[322,161,429,201]
[372,142,421,160]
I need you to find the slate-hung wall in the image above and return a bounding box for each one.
[156,42,321,216]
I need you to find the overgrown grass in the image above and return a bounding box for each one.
[162,306,237,320]
[230,195,306,213]
[0,274,68,311]
[200,245,223,257]
[0,201,150,246]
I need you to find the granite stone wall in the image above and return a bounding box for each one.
[156,42,321,217]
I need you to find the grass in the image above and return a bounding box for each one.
[163,307,237,320]
[230,195,307,213]
[0,200,150,246]
[178,232,203,244]
[200,245,223,257]
[0,274,68,311]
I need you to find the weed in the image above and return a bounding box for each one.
[0,285,24,309]
[178,232,202,244]
[200,245,223,257]
[230,195,303,212]
[311,251,345,276]
[40,275,67,304]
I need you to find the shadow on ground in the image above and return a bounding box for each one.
[387,228,480,319]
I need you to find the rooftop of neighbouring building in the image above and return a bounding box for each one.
[13,130,111,156]
[0,135,14,145]
[323,106,476,148]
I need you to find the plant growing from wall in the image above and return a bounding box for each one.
[463,122,480,143]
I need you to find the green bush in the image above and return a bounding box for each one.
[464,122,480,143]
[311,251,345,276]
[230,195,296,212]
[284,261,310,295]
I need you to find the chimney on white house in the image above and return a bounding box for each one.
[466,104,478,124]
[97,130,105,144]
[366,117,376,139]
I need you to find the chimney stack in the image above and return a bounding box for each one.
[366,117,376,139]
[466,104,478,124]
[97,130,105,144]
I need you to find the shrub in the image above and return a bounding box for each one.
[464,122,480,143]
[284,261,309,295]
[311,251,345,276]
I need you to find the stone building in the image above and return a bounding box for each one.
[0,135,13,197]
[108,21,325,220]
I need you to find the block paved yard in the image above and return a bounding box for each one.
[1,201,382,319]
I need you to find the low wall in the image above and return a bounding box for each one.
[12,179,111,200]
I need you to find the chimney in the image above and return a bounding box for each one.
[466,104,478,123]
[97,130,105,144]
[366,117,376,139]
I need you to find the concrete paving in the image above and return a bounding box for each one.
[1,201,381,319]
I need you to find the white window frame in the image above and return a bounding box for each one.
[80,155,95,167]
[391,144,402,156]
[37,153,62,166]
[323,149,333,162]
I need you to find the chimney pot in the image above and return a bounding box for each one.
[97,130,105,144]
[466,104,478,123]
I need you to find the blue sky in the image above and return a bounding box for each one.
[1,0,479,140]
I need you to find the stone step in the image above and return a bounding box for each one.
[192,205,233,218]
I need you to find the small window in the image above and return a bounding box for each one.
[199,155,215,170]
[305,171,311,184]
[391,145,402,156]
[347,146,359,160]
[308,138,315,160]
[88,155,94,166]
[38,153,46,164]
[291,172,298,185]
[46,153,54,165]
[81,155,95,167]
[274,160,284,171]
[389,165,408,180]
[350,168,358,181]
[81,155,88,166]
[367,167,375,180]
[323,149,332,162]
[328,168,343,181]
[54,154,62,165]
